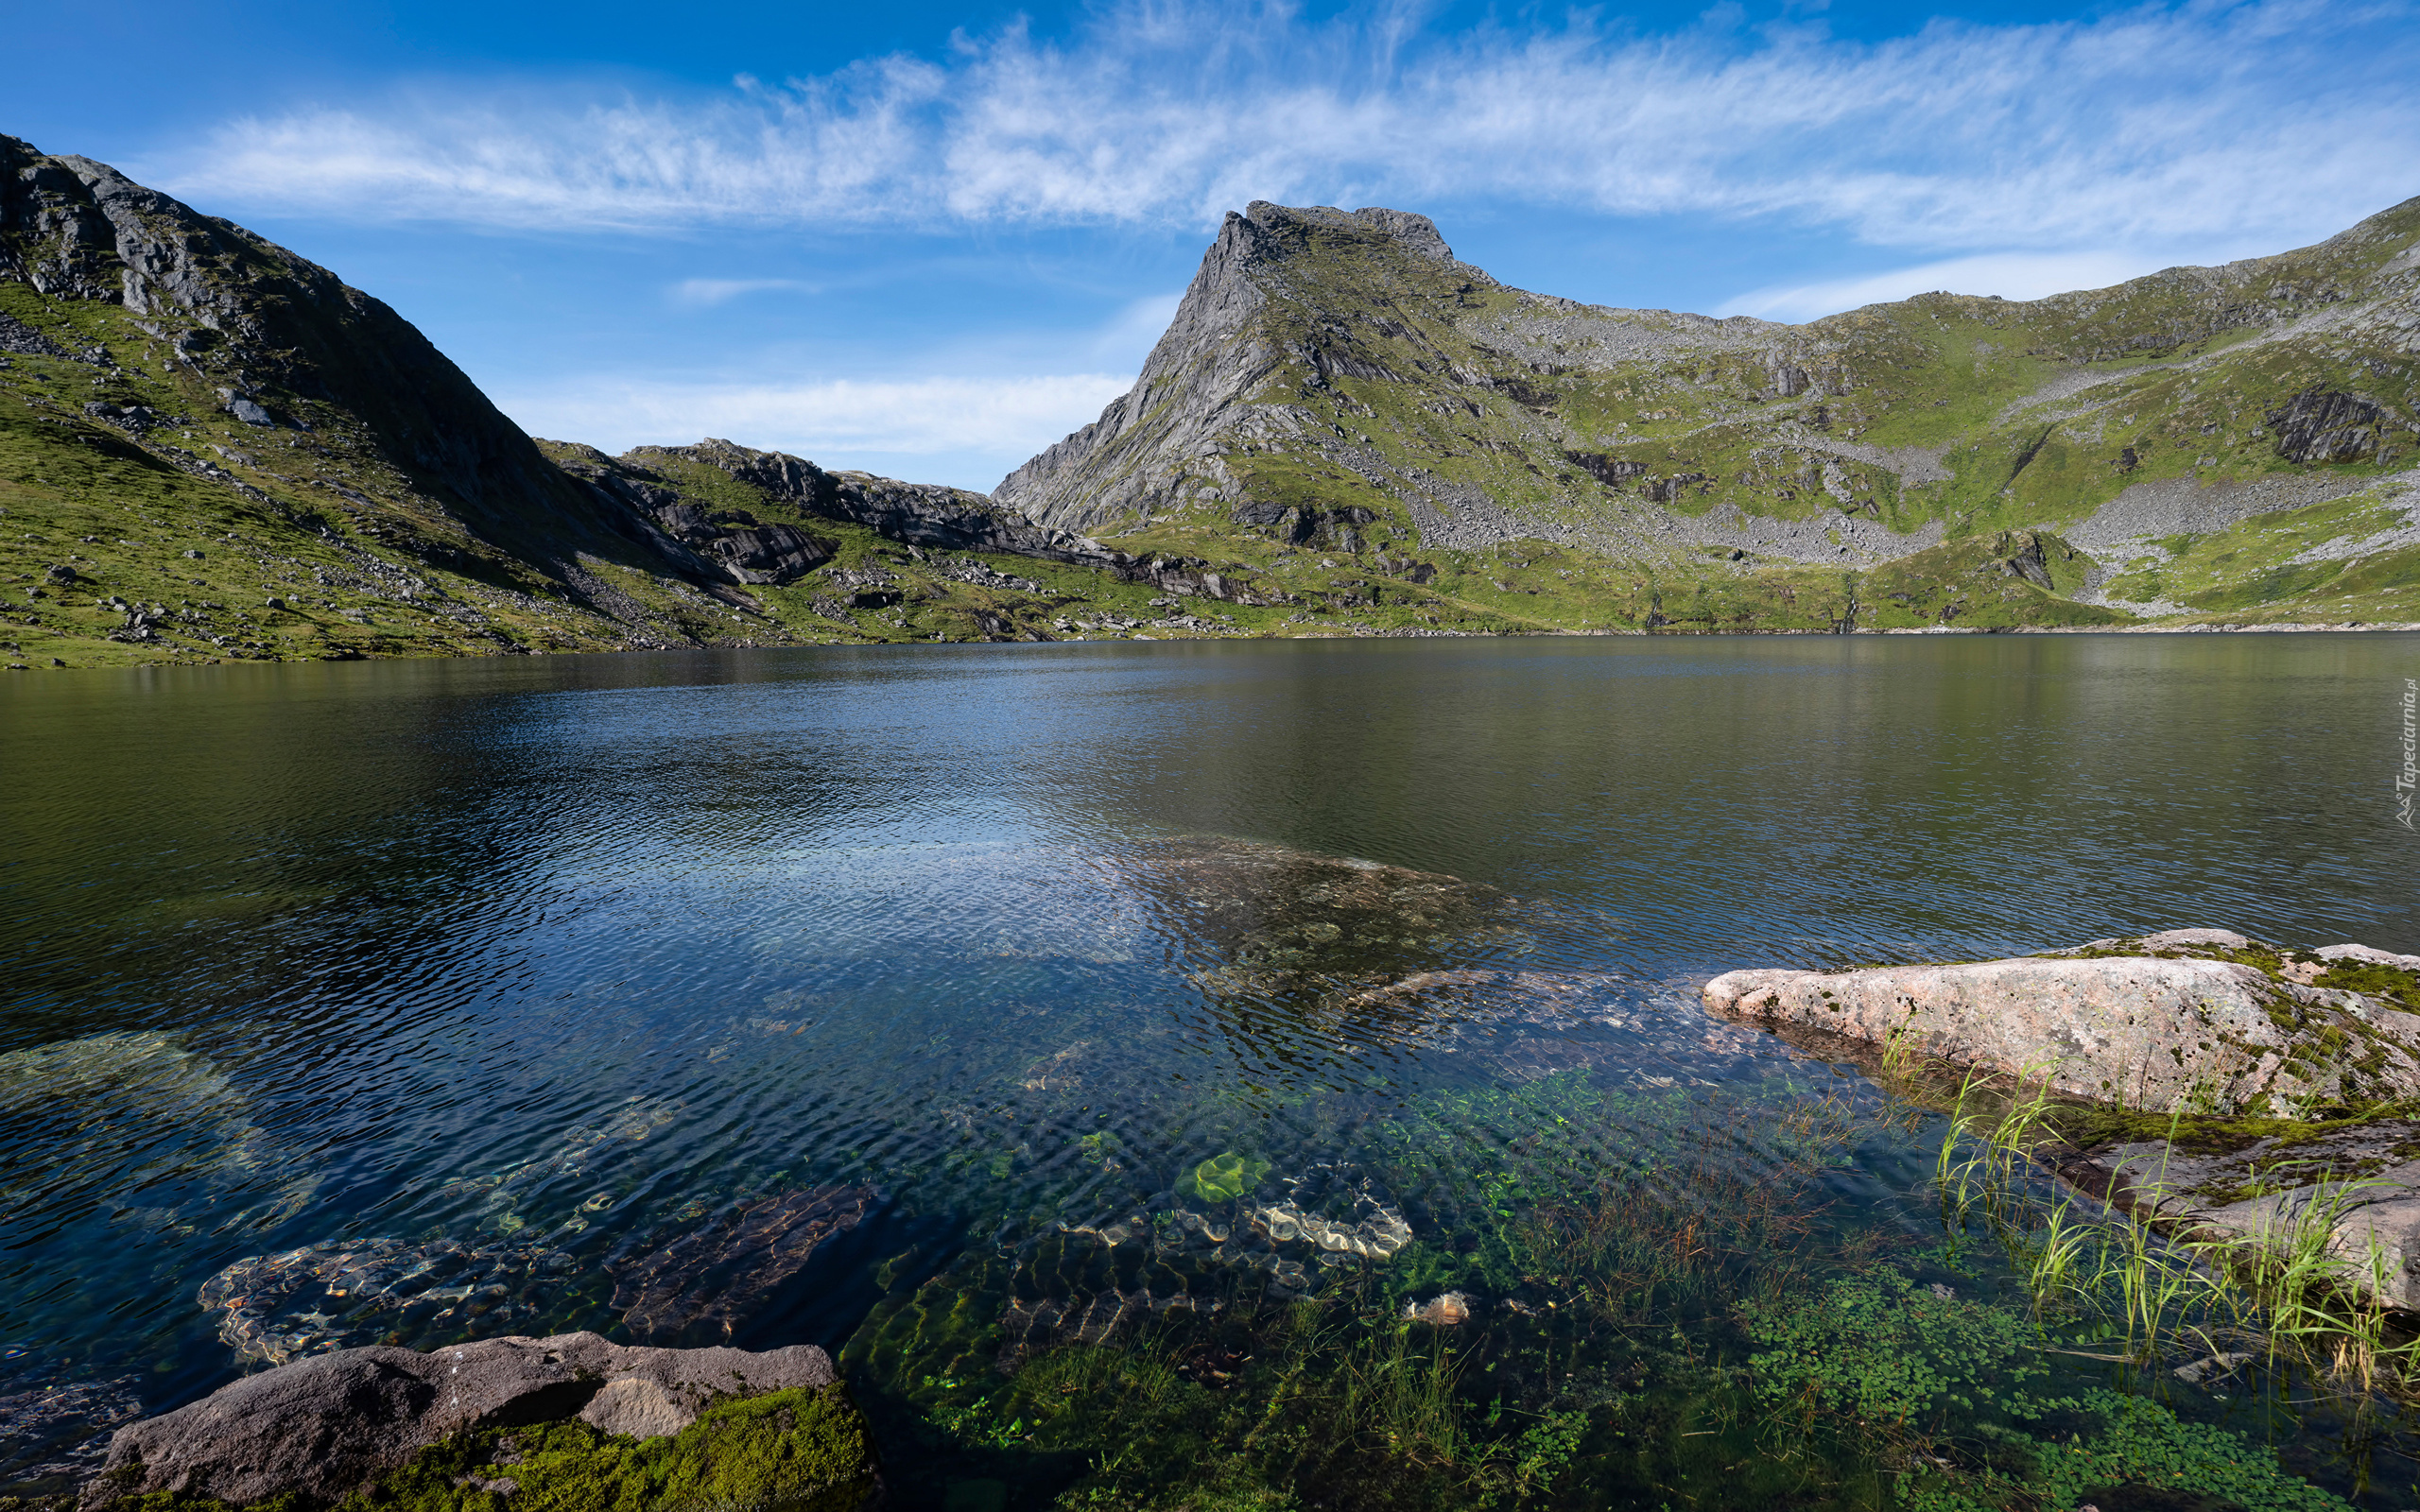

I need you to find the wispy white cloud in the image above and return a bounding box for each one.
[669,277,814,307]
[499,370,1134,464]
[1717,251,2166,321]
[154,0,2420,258]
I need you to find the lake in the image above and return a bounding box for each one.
[6,633,2418,1508]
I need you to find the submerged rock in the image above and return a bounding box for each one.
[1115,835,1539,998]
[431,1093,684,1236]
[1703,929,2420,1117]
[198,1238,581,1366]
[0,1365,146,1489]
[84,1332,871,1510]
[1246,1194,1412,1263]
[612,1183,876,1343]
[0,1031,305,1224]
[1404,1291,1472,1326]
[997,1287,1218,1366]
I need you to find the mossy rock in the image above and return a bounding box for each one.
[109,1384,877,1512]
[1177,1152,1271,1204]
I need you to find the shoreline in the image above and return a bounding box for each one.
[11,618,2420,671]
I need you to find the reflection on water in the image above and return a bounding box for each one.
[3,635,2417,1504]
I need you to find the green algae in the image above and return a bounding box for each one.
[1176,1154,1270,1204]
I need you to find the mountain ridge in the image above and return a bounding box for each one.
[997,198,2418,567]
[5,135,2419,667]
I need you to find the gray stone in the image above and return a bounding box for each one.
[1702,928,2420,1115]
[2318,942,2420,970]
[2067,1125,2420,1307]
[228,398,274,426]
[577,1377,690,1438]
[2265,388,2383,464]
[0,310,67,357]
[89,1332,838,1507]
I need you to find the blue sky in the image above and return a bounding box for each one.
[13,0,2419,490]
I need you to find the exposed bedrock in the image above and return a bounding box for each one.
[1702,928,2420,1116]
[87,1332,862,1509]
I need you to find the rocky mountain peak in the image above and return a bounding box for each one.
[1236,202,1472,270]
[993,199,1504,536]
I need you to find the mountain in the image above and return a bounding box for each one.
[998,200,2420,631]
[0,136,1226,667]
[4,136,2418,669]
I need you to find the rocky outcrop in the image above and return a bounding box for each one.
[1703,928,2420,1116]
[648,440,1114,565]
[550,443,833,587]
[2066,1125,2420,1307]
[561,436,1126,588]
[993,201,1518,541]
[2265,388,2387,464]
[88,1332,858,1508]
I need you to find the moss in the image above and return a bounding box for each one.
[2041,1099,2420,1157]
[104,1385,876,1512]
[2310,957,2420,1013]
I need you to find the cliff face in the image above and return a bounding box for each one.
[994,197,2420,628]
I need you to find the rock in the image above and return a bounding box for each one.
[2066,1124,2420,1308]
[228,398,274,426]
[2318,942,2420,970]
[2264,388,2384,463]
[612,1184,875,1343]
[641,439,1112,566]
[996,1288,1214,1368]
[0,309,67,357]
[88,1332,847,1508]
[199,1238,582,1366]
[0,1031,299,1237]
[1703,929,2420,1116]
[577,1376,689,1437]
[2172,1350,2254,1384]
[92,1349,436,1507]
[0,1366,146,1488]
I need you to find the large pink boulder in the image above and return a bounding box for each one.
[1702,929,2420,1116]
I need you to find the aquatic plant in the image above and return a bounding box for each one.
[1899,1388,2356,1512]
[1742,1267,2050,1437]
[1178,1154,1270,1205]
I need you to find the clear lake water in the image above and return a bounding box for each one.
[5,633,2420,1509]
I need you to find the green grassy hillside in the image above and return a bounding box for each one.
[999,199,2420,634]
